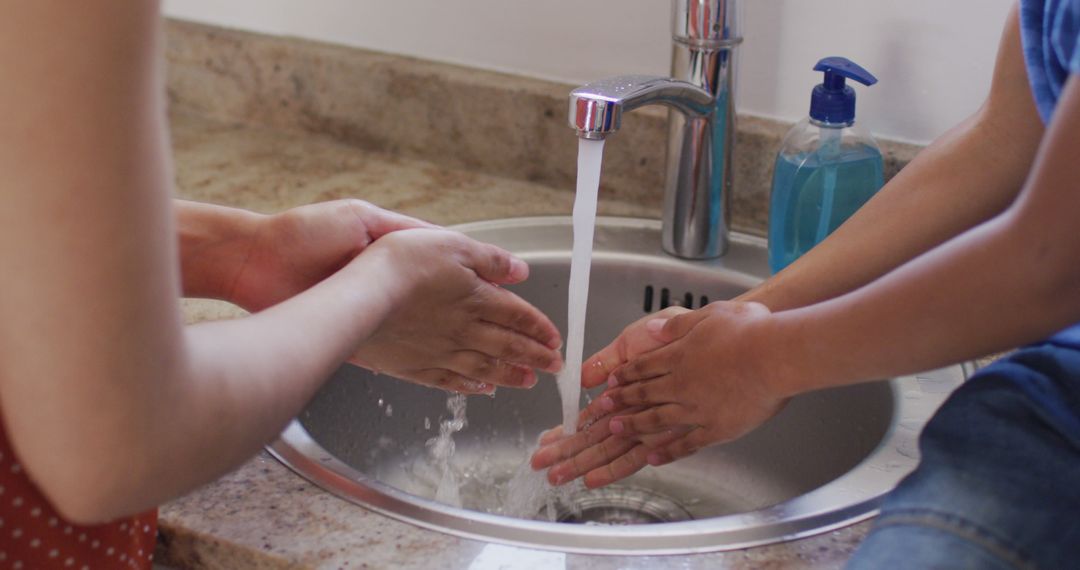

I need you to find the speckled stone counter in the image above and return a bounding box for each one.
[153,18,927,569]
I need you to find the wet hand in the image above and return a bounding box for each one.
[351,228,563,394]
[532,302,788,488]
[528,306,691,480]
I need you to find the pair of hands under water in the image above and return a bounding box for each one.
[234,199,787,489]
[530,302,792,490]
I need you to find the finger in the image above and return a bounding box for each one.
[531,412,626,470]
[581,342,627,389]
[459,238,531,285]
[578,388,637,427]
[538,426,565,446]
[446,351,537,389]
[637,425,694,449]
[607,376,681,411]
[409,369,497,395]
[645,430,708,467]
[653,308,713,343]
[609,403,687,437]
[463,321,562,373]
[583,444,651,489]
[614,344,680,383]
[478,287,562,350]
[547,435,638,486]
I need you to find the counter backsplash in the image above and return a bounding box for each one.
[164,19,921,237]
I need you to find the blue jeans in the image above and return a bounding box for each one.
[847,326,1080,569]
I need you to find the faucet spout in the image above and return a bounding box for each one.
[568,76,715,140]
[565,0,741,259]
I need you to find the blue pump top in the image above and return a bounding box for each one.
[809,57,878,126]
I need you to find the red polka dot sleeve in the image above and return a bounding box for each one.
[0,423,157,570]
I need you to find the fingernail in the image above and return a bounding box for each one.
[600,396,615,412]
[547,337,563,350]
[646,318,668,335]
[509,258,529,281]
[606,374,618,388]
[545,357,564,373]
[647,453,663,466]
[523,370,539,388]
[610,418,624,434]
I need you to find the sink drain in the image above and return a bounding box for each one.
[554,486,694,525]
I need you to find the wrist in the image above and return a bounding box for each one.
[336,244,404,323]
[752,311,816,400]
[178,201,265,302]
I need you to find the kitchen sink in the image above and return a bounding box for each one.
[268,216,970,554]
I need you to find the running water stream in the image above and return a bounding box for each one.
[556,137,606,434]
[498,138,605,517]
[424,137,606,515]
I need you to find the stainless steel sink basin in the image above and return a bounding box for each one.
[269,217,970,554]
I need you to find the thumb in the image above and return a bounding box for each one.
[649,309,711,343]
[364,208,438,239]
[467,242,530,285]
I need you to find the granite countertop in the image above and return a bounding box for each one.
[160,110,871,570]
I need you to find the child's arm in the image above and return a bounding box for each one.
[0,1,560,523]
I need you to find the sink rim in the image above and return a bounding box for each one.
[268,216,972,555]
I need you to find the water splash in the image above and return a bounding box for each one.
[502,440,583,521]
[426,394,467,507]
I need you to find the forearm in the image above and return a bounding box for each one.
[111,253,394,519]
[176,199,264,302]
[14,249,393,523]
[770,215,1050,395]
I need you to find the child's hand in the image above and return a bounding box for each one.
[528,305,691,453]
[532,302,789,488]
[349,228,563,394]
[229,200,436,311]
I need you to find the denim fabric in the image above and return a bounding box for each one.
[847,325,1080,569]
[1020,0,1080,122]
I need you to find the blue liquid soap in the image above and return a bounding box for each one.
[767,57,885,274]
[768,146,883,273]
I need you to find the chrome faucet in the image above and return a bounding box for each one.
[569,0,741,259]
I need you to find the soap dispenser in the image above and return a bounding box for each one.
[768,57,885,274]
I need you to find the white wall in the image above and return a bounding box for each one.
[163,0,1015,145]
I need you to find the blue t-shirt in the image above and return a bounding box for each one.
[1020,0,1080,122]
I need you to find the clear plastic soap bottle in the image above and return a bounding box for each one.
[768,57,884,274]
